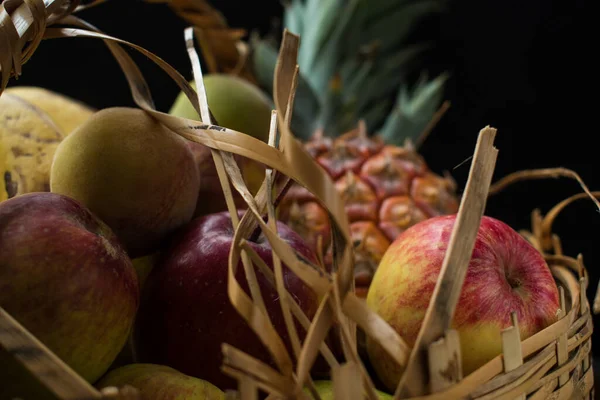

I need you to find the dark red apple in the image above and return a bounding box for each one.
[134,211,322,391]
[0,192,139,384]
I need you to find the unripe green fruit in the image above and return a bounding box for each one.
[96,363,224,399]
[306,380,393,399]
[169,74,273,142]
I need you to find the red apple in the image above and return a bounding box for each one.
[0,192,139,384]
[366,214,560,391]
[134,211,321,391]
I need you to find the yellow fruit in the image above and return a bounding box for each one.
[5,86,95,135]
[50,107,200,257]
[131,252,160,291]
[306,380,393,399]
[169,74,273,142]
[0,93,65,202]
[96,363,224,400]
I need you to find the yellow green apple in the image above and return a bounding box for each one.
[0,192,139,384]
[96,363,224,399]
[131,252,160,292]
[366,215,560,391]
[169,74,273,142]
[307,380,393,399]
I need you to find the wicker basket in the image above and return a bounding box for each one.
[0,2,596,399]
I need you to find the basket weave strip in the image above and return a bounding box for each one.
[0,0,111,93]
[0,0,72,91]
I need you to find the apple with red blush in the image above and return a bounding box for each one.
[366,214,560,391]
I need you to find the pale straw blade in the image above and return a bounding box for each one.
[342,293,410,369]
[0,0,73,91]
[185,27,294,377]
[427,329,462,393]
[556,287,569,387]
[0,306,102,399]
[332,362,363,400]
[294,291,335,395]
[501,313,525,400]
[396,127,498,397]
[330,280,379,400]
[222,344,294,396]
[239,237,339,369]
[265,109,304,361]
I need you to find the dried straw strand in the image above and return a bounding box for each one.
[144,0,255,82]
[396,127,498,398]
[0,0,83,92]
[0,306,102,399]
[488,167,600,213]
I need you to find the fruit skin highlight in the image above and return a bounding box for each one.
[134,211,320,391]
[50,107,201,258]
[96,363,225,400]
[0,192,139,384]
[366,214,560,391]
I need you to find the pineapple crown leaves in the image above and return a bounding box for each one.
[251,0,449,143]
[379,71,449,146]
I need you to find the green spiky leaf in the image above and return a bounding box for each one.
[251,0,449,142]
[357,1,445,54]
[283,0,305,37]
[379,72,449,146]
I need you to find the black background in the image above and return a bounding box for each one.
[8,0,597,342]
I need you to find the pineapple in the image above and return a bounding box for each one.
[277,122,458,297]
[161,0,460,296]
[252,0,459,296]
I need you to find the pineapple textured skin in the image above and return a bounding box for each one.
[278,124,459,297]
